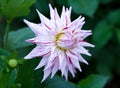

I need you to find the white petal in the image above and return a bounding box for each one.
[68,64,75,77]
[73,30,92,40]
[51,60,59,78]
[49,4,54,20]
[48,47,57,62]
[25,37,40,43]
[66,51,78,60]
[58,50,65,69]
[41,68,51,82]
[61,6,66,26]
[66,7,72,23]
[60,57,66,76]
[75,46,91,56]
[78,54,88,65]
[24,46,50,59]
[68,16,85,30]
[36,9,55,30]
[78,41,95,47]
[36,9,50,23]
[64,69,68,80]
[58,50,66,76]
[23,19,41,36]
[35,56,48,70]
[71,58,82,72]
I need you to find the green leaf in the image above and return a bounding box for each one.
[78,74,109,88]
[16,59,35,88]
[95,50,115,76]
[93,20,112,49]
[0,48,11,56]
[99,0,112,4]
[41,76,79,88]
[116,29,120,43]
[0,72,10,88]
[107,10,120,43]
[34,0,49,14]
[8,69,18,88]
[7,27,34,50]
[107,9,120,25]
[0,0,36,20]
[68,0,99,17]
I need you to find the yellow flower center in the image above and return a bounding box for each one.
[55,33,67,51]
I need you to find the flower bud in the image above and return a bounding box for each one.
[8,59,18,68]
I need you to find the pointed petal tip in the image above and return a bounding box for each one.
[36,9,40,14]
[92,45,95,47]
[34,66,39,70]
[49,3,52,8]
[23,19,28,23]
[24,56,31,59]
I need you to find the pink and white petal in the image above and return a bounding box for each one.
[48,47,58,62]
[51,60,59,78]
[35,56,48,70]
[54,8,61,29]
[58,51,67,76]
[36,9,50,23]
[49,5,62,29]
[78,41,95,47]
[25,37,40,44]
[36,9,55,30]
[68,64,75,77]
[66,51,78,60]
[64,69,68,80]
[73,30,92,40]
[70,57,82,72]
[41,68,52,82]
[44,62,53,71]
[78,54,88,65]
[58,50,66,69]
[69,49,88,64]
[79,33,92,40]
[68,16,85,30]
[61,6,66,27]
[60,57,66,76]
[23,19,41,36]
[65,7,72,25]
[72,47,91,56]
[49,4,55,21]
[24,46,50,59]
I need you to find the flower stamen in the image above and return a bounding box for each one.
[55,33,67,51]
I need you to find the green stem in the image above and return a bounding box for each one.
[4,20,11,49]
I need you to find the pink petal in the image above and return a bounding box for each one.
[51,60,59,78]
[48,47,57,62]
[61,6,66,27]
[41,68,51,82]
[58,50,65,69]
[66,51,79,60]
[68,16,85,30]
[70,57,82,72]
[36,9,55,30]
[64,69,68,80]
[68,64,75,77]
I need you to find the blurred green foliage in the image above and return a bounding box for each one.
[0,0,120,88]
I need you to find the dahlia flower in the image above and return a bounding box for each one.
[24,4,94,82]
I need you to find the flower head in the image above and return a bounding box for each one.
[24,4,94,82]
